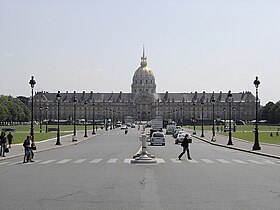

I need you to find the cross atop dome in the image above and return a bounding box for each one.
[140,46,147,67]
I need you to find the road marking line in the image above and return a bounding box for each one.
[124,159,132,163]
[107,159,118,163]
[90,159,102,163]
[171,158,182,163]
[0,162,10,165]
[56,159,72,164]
[7,161,21,166]
[188,159,199,163]
[40,160,57,164]
[262,160,277,165]
[232,159,248,164]
[201,159,215,163]
[73,159,86,163]
[216,159,231,164]
[247,160,265,164]
[155,158,165,163]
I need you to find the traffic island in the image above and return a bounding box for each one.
[131,134,157,164]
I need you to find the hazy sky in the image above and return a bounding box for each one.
[1,0,279,105]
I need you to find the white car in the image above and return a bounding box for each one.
[150,132,165,146]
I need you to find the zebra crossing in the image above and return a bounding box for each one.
[0,158,280,166]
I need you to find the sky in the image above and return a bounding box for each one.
[0,0,279,105]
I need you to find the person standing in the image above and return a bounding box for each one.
[7,131,13,148]
[178,133,192,160]
[23,136,33,163]
[0,131,7,157]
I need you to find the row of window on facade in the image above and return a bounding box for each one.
[36,110,253,121]
[134,79,154,85]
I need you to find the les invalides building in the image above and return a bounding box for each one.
[33,49,257,125]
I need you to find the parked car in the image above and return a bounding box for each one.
[175,132,191,144]
[131,123,136,128]
[150,132,165,146]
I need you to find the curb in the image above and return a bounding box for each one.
[192,135,280,160]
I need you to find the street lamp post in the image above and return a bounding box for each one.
[112,110,115,129]
[233,107,236,132]
[105,108,108,131]
[223,107,226,132]
[39,105,43,133]
[201,102,205,138]
[72,96,77,141]
[45,106,48,133]
[84,101,88,137]
[29,76,36,145]
[110,109,113,130]
[211,97,216,142]
[180,107,183,126]
[252,76,261,150]
[92,100,96,135]
[193,103,196,135]
[227,91,233,145]
[55,91,61,145]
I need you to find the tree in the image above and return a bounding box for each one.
[0,95,30,123]
[260,101,280,124]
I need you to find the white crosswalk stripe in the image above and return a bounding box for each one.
[1,158,279,166]
[107,159,118,163]
[216,159,231,164]
[247,160,265,164]
[171,158,182,163]
[7,161,21,166]
[56,159,72,164]
[90,159,102,163]
[188,159,199,163]
[262,160,277,165]
[155,158,165,163]
[74,159,87,163]
[124,159,132,163]
[201,159,215,163]
[0,162,10,165]
[40,160,57,164]
[232,159,248,164]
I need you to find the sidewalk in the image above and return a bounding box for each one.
[0,130,99,161]
[187,129,280,159]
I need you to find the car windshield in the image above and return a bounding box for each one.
[153,133,163,137]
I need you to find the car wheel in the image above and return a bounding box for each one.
[163,143,165,146]
[175,141,178,144]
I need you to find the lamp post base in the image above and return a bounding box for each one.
[252,144,261,150]
[72,135,77,142]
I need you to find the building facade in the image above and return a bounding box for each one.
[33,50,257,124]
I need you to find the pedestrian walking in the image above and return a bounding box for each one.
[7,131,13,148]
[178,133,192,160]
[125,127,128,134]
[0,131,7,157]
[23,136,34,163]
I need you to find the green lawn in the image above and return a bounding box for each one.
[1,124,98,144]
[184,124,280,144]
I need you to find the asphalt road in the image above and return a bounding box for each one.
[0,128,280,210]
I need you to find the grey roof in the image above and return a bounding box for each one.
[34,91,255,103]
